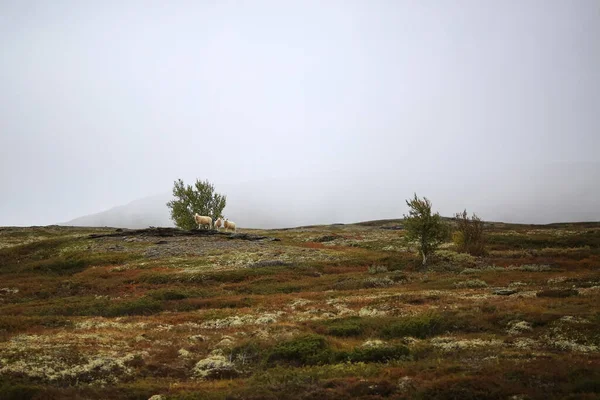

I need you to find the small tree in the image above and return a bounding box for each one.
[453,209,486,256]
[166,179,227,230]
[403,194,448,266]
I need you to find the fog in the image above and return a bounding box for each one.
[1,1,599,227]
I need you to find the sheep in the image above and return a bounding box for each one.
[194,213,212,230]
[214,217,223,231]
[224,218,236,232]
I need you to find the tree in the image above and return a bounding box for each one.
[403,194,448,266]
[166,179,227,230]
[453,209,486,256]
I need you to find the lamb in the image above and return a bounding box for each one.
[224,218,236,232]
[214,217,223,231]
[194,213,212,230]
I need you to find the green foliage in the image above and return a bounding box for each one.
[266,335,332,366]
[381,313,445,339]
[264,335,409,367]
[403,194,448,265]
[316,314,447,339]
[166,178,227,230]
[434,249,477,267]
[453,209,486,255]
[324,317,368,337]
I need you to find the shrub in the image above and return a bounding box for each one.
[382,313,445,339]
[323,317,368,337]
[453,209,486,255]
[265,335,410,367]
[435,250,477,267]
[266,335,332,366]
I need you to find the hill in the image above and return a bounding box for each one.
[0,221,599,399]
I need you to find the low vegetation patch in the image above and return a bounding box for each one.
[1,223,599,399]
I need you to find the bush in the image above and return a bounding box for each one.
[453,210,486,256]
[265,335,410,367]
[382,313,445,339]
[266,335,332,366]
[324,317,368,337]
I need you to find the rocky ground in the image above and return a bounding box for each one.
[0,221,599,399]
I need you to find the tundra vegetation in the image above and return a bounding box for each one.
[0,219,599,399]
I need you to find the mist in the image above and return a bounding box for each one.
[1,1,599,227]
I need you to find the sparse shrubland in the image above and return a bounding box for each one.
[0,220,599,399]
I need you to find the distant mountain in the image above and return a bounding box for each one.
[62,194,174,229]
[61,178,405,229]
[62,163,600,229]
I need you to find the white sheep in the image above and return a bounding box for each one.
[224,218,236,232]
[214,217,223,231]
[194,213,212,230]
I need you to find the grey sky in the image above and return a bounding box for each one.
[1,0,599,227]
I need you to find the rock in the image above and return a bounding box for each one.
[493,288,517,296]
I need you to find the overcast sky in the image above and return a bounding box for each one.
[1,0,599,226]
